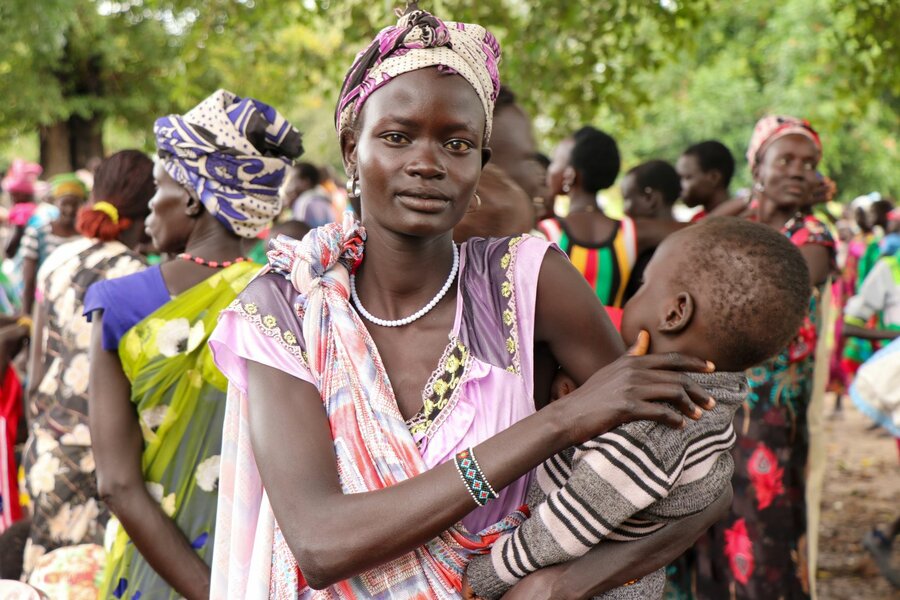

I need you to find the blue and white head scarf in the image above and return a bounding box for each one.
[154,89,303,238]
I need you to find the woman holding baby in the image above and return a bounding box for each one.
[205,6,728,599]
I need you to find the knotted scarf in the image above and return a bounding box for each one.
[154,89,303,238]
[262,212,524,597]
[336,9,502,142]
[49,173,88,200]
[747,115,821,172]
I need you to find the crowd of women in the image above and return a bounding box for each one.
[0,5,897,599]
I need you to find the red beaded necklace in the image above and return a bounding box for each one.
[176,253,249,269]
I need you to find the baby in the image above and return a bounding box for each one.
[466,217,812,599]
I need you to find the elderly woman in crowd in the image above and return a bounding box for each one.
[85,90,302,599]
[207,7,725,599]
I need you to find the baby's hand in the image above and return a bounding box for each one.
[461,572,483,600]
[550,331,651,401]
[550,370,577,401]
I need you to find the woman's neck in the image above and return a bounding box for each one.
[568,188,604,215]
[181,213,245,260]
[352,225,456,321]
[756,194,799,229]
[706,188,731,212]
[50,221,78,238]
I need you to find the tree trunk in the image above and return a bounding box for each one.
[39,115,104,178]
[39,122,73,177]
[71,115,104,171]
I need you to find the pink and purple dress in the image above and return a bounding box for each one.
[208,235,555,598]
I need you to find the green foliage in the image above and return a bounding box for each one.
[0,0,176,137]
[604,0,900,199]
[0,0,897,199]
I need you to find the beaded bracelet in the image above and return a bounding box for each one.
[454,447,499,507]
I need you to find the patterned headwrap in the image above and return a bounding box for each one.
[336,8,502,142]
[49,173,88,200]
[154,89,303,238]
[2,159,42,196]
[746,115,822,172]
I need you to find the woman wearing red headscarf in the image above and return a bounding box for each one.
[675,116,835,600]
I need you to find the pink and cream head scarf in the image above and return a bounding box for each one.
[1,159,42,196]
[746,115,822,172]
[335,8,502,142]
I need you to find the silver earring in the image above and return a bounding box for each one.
[753,182,764,193]
[562,182,571,193]
[346,175,361,198]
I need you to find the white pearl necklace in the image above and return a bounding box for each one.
[350,244,459,327]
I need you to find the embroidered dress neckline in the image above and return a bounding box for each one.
[361,243,466,430]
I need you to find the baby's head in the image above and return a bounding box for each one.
[621,217,810,371]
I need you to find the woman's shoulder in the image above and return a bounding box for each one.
[788,214,836,248]
[84,264,171,351]
[223,271,308,351]
[233,271,303,318]
[41,240,145,300]
[463,234,553,271]
[84,264,167,319]
[458,234,555,373]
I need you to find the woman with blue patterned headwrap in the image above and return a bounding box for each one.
[83,89,301,600]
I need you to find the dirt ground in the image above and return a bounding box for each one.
[816,396,900,599]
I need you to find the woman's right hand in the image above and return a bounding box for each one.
[558,331,717,445]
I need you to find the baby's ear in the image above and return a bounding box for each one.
[657,291,694,333]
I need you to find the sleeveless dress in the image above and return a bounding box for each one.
[84,262,260,599]
[538,216,638,308]
[207,235,556,598]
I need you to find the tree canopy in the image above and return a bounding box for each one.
[1,0,897,198]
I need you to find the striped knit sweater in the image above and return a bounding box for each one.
[467,371,748,599]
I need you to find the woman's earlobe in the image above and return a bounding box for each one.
[658,292,694,333]
[185,192,203,217]
[340,129,359,174]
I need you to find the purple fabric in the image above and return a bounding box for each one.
[83,265,170,351]
[210,235,554,533]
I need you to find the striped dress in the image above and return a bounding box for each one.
[538,216,638,308]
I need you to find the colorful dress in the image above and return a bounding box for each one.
[83,261,259,599]
[538,216,638,308]
[840,233,878,376]
[828,236,865,394]
[20,238,146,575]
[669,215,835,600]
[1,204,60,314]
[845,253,900,454]
[208,233,553,598]
[0,366,23,533]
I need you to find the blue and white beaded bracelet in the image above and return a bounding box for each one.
[454,447,499,507]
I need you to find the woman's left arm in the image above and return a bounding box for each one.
[26,300,48,399]
[799,244,832,287]
[22,256,39,316]
[88,313,211,600]
[533,250,625,382]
